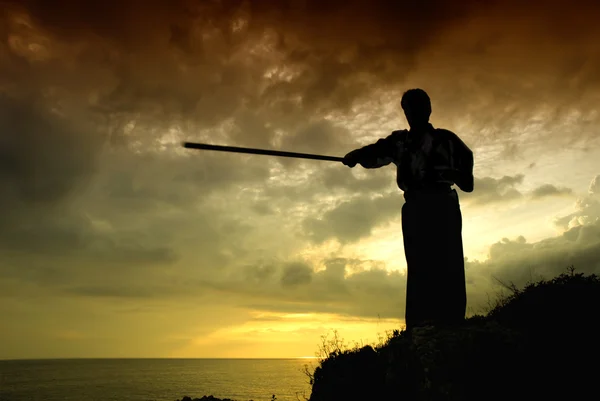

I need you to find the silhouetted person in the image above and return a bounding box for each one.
[343,89,474,331]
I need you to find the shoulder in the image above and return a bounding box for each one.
[388,129,408,141]
[374,129,407,146]
[434,128,472,153]
[434,127,458,140]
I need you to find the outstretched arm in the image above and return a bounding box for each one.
[343,130,406,168]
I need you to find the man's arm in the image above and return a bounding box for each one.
[446,131,474,193]
[343,130,406,168]
[455,147,474,192]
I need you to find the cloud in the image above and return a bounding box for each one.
[260,162,395,209]
[3,0,600,357]
[209,257,406,319]
[100,150,271,210]
[460,175,574,205]
[229,110,275,148]
[554,175,600,230]
[66,284,182,299]
[0,211,176,263]
[469,221,600,289]
[282,120,349,156]
[249,175,600,319]
[0,95,100,209]
[280,262,313,287]
[531,184,573,199]
[463,175,600,310]
[5,0,600,152]
[319,165,395,193]
[588,174,600,194]
[302,192,401,244]
[155,203,600,321]
[461,175,524,205]
[243,263,277,283]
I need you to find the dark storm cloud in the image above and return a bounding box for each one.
[3,0,600,142]
[230,0,490,115]
[0,210,177,265]
[3,0,600,208]
[0,95,99,209]
[0,95,122,266]
[0,97,189,264]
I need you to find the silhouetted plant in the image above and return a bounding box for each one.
[487,266,600,330]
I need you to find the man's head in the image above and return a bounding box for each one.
[401,89,431,129]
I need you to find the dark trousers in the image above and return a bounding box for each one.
[402,189,466,330]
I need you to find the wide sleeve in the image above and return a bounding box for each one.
[449,133,474,193]
[355,130,407,169]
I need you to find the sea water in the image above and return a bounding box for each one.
[0,359,316,401]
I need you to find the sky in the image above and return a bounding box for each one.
[1,0,600,359]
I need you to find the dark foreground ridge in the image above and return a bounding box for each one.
[177,268,600,401]
[309,267,600,401]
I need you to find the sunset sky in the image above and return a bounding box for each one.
[1,0,600,359]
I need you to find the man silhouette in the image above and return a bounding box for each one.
[343,88,474,331]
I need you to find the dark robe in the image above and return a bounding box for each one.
[355,123,473,329]
[402,189,466,329]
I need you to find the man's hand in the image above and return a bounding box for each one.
[439,168,474,193]
[343,149,361,168]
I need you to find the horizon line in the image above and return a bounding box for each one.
[0,357,320,361]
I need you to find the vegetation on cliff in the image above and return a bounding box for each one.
[307,267,600,401]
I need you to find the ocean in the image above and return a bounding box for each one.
[0,359,316,401]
